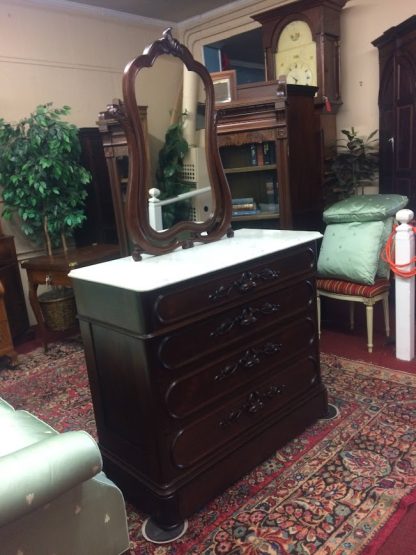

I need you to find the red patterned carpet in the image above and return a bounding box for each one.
[2,338,416,554]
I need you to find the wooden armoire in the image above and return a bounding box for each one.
[372,16,416,213]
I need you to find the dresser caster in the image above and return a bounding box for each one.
[320,403,339,420]
[141,517,188,544]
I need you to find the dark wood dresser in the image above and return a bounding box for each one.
[70,229,327,532]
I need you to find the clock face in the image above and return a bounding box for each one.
[275,20,317,86]
[278,20,312,50]
[287,62,313,85]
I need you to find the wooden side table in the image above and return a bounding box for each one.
[21,244,120,351]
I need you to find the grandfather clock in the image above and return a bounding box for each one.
[252,0,348,150]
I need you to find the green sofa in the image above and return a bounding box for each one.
[0,398,130,555]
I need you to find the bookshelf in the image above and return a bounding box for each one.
[216,82,323,231]
[222,141,279,223]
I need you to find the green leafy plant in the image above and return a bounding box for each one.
[325,127,379,205]
[0,103,90,255]
[155,113,191,228]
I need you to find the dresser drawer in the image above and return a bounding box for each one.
[171,354,320,468]
[157,278,315,370]
[152,244,316,329]
[164,315,317,418]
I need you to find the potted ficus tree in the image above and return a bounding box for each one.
[155,112,192,228]
[0,103,90,255]
[324,127,379,206]
[0,103,91,331]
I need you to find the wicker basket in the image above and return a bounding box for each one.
[38,287,77,331]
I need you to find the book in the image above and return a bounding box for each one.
[232,197,254,205]
[232,203,256,210]
[263,142,276,165]
[256,143,264,166]
[265,180,276,204]
[263,142,271,165]
[249,144,257,166]
[232,209,258,216]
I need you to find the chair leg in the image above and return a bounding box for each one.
[366,304,374,353]
[317,294,321,339]
[349,302,355,330]
[382,295,390,337]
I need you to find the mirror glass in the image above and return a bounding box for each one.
[138,56,213,231]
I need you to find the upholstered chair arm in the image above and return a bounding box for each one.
[0,431,102,527]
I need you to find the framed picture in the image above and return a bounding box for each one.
[210,70,237,104]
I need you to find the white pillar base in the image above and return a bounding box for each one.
[395,209,415,361]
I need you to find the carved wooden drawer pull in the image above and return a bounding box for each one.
[210,303,280,337]
[214,342,282,381]
[208,268,281,302]
[219,384,285,428]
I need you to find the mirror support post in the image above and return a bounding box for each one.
[148,188,163,231]
[182,68,199,146]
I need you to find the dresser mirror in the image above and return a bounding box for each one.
[107,28,233,261]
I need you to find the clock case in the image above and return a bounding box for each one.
[252,0,348,114]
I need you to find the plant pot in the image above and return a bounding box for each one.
[38,287,77,331]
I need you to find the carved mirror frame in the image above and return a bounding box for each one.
[107,28,233,261]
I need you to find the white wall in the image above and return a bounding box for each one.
[338,0,415,136]
[0,0,172,126]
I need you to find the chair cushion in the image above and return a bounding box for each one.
[317,278,390,298]
[323,194,408,224]
[317,220,385,284]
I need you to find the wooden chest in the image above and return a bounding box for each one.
[70,229,327,531]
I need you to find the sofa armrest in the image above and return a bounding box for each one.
[0,431,102,527]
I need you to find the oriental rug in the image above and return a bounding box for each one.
[1,339,416,555]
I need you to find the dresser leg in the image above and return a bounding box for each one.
[141,517,188,544]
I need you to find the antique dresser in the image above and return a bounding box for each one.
[70,228,327,535]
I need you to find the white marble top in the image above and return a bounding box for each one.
[69,229,322,292]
